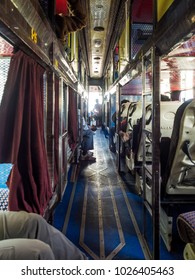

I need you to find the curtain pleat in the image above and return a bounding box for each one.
[54,76,59,188]
[0,50,52,215]
[68,88,78,150]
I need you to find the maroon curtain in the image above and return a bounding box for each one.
[68,88,78,150]
[0,50,52,215]
[54,76,59,188]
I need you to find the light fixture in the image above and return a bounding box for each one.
[94,26,105,32]
[191,15,195,23]
[94,39,102,47]
[96,4,103,9]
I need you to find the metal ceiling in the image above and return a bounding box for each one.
[80,0,127,80]
[88,0,112,78]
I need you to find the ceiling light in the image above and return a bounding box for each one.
[94,39,102,47]
[191,15,195,23]
[96,4,103,9]
[94,26,105,32]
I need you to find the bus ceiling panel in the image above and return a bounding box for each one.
[83,0,113,79]
[81,0,127,79]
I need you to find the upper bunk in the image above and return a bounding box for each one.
[108,0,195,95]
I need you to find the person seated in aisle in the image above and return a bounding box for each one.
[0,211,88,260]
[80,116,96,161]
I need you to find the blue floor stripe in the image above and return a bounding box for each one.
[53,128,184,260]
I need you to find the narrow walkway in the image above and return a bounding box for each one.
[54,128,145,259]
[53,128,183,260]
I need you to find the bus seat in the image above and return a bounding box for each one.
[126,100,142,132]
[160,101,181,176]
[183,243,195,260]
[160,101,181,138]
[120,101,131,118]
[162,99,195,198]
[125,101,143,171]
[125,101,152,172]
[177,211,195,259]
[159,100,195,251]
[135,101,182,201]
[177,211,195,244]
[136,103,152,164]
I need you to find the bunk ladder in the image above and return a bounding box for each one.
[141,47,161,259]
[115,83,122,172]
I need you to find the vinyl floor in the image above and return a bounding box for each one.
[53,128,184,260]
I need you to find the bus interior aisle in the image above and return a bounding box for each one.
[53,128,183,260]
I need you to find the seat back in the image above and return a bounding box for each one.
[162,99,195,197]
[136,101,181,164]
[120,101,131,118]
[160,101,181,138]
[177,211,195,244]
[126,101,143,133]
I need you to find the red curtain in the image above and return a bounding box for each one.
[54,76,59,188]
[68,88,78,150]
[0,50,52,215]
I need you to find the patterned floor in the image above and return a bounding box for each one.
[53,128,184,260]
